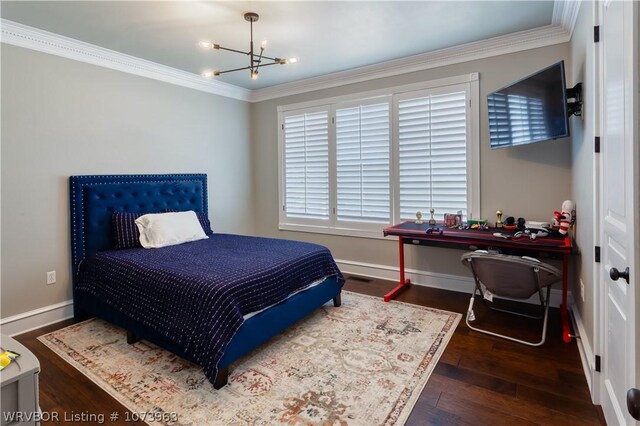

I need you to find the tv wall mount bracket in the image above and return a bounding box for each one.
[567,83,583,117]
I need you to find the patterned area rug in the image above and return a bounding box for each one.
[39,291,460,425]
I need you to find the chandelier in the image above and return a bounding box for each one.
[199,12,298,81]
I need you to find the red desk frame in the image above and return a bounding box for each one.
[383,222,574,343]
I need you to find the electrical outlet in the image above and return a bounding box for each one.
[580,279,585,302]
[46,271,56,285]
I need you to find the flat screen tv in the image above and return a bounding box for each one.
[487,61,569,149]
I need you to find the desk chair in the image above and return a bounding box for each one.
[461,251,561,346]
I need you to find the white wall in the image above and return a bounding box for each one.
[251,43,573,281]
[1,44,253,318]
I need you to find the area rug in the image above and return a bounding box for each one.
[38,291,460,425]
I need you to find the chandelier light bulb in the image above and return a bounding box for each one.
[288,57,298,64]
[199,41,213,49]
[261,40,268,49]
[251,71,259,80]
[201,70,214,78]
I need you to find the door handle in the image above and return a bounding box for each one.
[610,267,630,284]
[629,388,640,421]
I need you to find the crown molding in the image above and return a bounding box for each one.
[249,24,571,102]
[1,1,580,105]
[552,0,582,39]
[0,19,251,102]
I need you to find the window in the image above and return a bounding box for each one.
[278,74,479,238]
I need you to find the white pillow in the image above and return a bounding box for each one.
[135,211,208,249]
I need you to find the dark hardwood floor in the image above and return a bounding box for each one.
[14,276,605,425]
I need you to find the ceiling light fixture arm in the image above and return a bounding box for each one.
[213,60,283,76]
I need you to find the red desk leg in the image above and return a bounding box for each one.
[561,253,572,343]
[384,237,411,302]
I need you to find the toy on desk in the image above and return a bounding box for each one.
[502,216,517,230]
[470,223,488,230]
[0,349,20,371]
[428,208,436,225]
[495,210,503,228]
[426,226,444,235]
[415,211,423,224]
[513,228,549,240]
[553,199,575,235]
[467,218,488,228]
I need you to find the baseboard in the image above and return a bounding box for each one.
[335,258,568,308]
[569,304,596,398]
[0,300,74,337]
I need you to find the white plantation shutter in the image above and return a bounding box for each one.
[336,102,390,223]
[283,110,329,219]
[398,90,468,220]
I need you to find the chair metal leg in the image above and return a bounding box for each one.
[466,285,552,347]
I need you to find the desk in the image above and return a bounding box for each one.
[383,222,574,343]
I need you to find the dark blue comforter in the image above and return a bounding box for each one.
[76,234,344,383]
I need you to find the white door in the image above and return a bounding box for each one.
[599,0,638,424]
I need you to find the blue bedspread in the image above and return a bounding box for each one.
[76,234,344,383]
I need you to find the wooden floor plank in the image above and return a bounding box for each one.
[13,276,603,425]
[433,363,517,396]
[428,374,598,426]
[435,391,540,426]
[517,383,603,422]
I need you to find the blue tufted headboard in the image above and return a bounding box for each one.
[69,174,208,288]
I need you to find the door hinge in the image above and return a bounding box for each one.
[282,204,286,211]
[594,25,600,43]
[595,136,601,153]
[281,123,284,130]
[332,117,335,124]
[595,246,601,263]
[595,355,601,372]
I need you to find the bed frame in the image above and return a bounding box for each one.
[69,174,342,388]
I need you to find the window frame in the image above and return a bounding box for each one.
[278,73,480,239]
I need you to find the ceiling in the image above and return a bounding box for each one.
[1,1,555,90]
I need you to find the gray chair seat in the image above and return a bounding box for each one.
[461,251,562,346]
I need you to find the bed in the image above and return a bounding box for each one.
[70,174,343,389]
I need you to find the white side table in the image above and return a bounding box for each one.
[0,334,40,426]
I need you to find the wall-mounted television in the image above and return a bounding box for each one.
[487,61,570,149]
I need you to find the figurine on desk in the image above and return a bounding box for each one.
[495,210,503,228]
[415,211,423,224]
